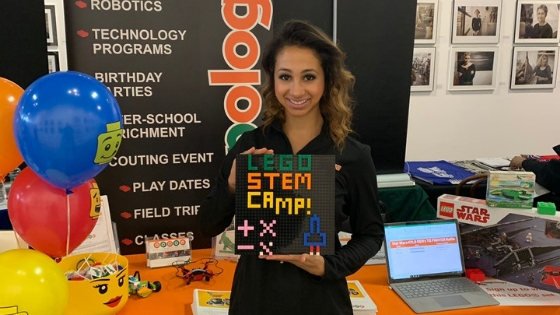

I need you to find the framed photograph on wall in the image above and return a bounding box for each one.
[47,51,59,73]
[415,0,439,44]
[45,4,58,46]
[510,46,558,89]
[515,1,560,44]
[448,47,499,91]
[452,0,502,44]
[411,47,436,91]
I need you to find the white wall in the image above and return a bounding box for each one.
[406,0,560,161]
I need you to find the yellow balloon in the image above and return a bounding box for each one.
[0,249,69,315]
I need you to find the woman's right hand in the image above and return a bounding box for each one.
[228,147,274,194]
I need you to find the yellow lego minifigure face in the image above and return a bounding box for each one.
[83,267,128,313]
[59,253,130,315]
[90,183,101,219]
[94,121,123,165]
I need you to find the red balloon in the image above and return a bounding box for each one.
[7,168,100,258]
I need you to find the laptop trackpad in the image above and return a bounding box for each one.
[433,295,471,307]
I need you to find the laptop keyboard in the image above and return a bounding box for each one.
[394,278,479,298]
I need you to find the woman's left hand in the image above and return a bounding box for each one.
[260,253,326,277]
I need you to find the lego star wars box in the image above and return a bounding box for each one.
[437,194,560,294]
[486,171,535,209]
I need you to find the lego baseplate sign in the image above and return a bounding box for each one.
[235,154,335,255]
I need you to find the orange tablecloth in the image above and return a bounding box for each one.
[117,249,560,315]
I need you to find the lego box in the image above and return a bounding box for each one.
[437,194,560,294]
[486,171,535,209]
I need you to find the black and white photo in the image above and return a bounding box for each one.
[415,0,439,44]
[515,1,560,44]
[47,51,59,73]
[511,47,558,89]
[448,47,498,91]
[452,0,502,44]
[411,48,436,92]
[45,5,58,46]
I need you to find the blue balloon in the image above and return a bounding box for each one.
[13,71,123,189]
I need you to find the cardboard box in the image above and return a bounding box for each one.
[437,194,560,294]
[486,171,535,209]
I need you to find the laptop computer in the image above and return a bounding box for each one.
[383,219,499,313]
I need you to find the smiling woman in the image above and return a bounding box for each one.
[198,20,385,315]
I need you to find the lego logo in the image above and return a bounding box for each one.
[439,202,454,218]
[441,206,453,213]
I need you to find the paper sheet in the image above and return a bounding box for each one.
[475,158,511,168]
[71,195,117,254]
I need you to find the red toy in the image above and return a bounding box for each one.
[181,261,215,285]
[466,268,485,283]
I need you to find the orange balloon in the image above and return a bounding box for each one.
[0,77,24,178]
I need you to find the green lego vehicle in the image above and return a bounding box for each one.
[489,189,533,201]
[128,271,162,298]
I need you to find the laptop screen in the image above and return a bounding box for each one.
[384,219,465,281]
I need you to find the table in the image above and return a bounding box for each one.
[116,249,558,314]
[378,184,437,222]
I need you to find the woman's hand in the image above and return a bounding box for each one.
[227,147,274,194]
[260,253,326,277]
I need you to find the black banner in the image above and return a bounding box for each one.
[65,0,273,254]
[337,0,415,174]
[0,0,48,88]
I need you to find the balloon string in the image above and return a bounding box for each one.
[13,230,20,248]
[66,193,71,257]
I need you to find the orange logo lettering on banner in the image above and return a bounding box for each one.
[208,0,273,152]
